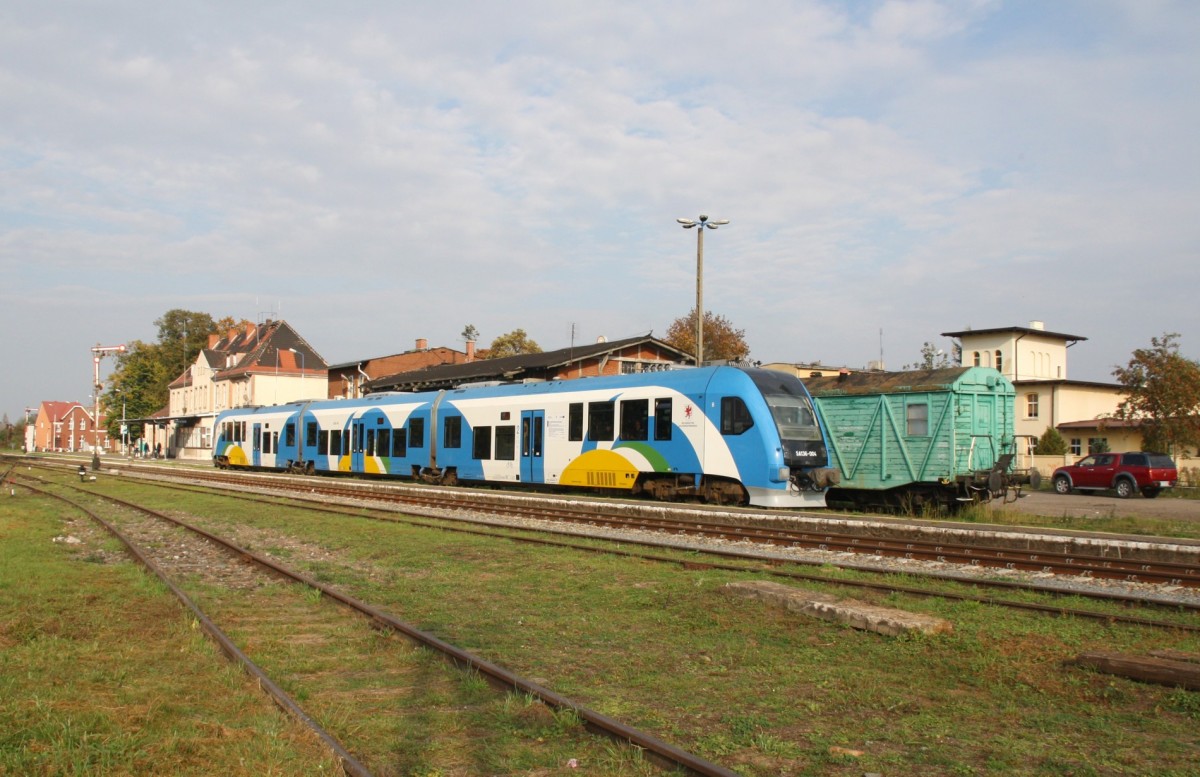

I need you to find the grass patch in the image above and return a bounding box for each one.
[0,491,338,775]
[49,470,1200,775]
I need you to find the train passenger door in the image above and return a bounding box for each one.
[521,410,544,484]
[350,420,366,472]
[252,423,262,467]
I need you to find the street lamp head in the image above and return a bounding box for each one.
[676,218,697,228]
[705,219,729,229]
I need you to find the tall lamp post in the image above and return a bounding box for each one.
[676,214,729,366]
[90,343,126,470]
[288,348,305,397]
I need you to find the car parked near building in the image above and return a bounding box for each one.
[1051,452,1178,498]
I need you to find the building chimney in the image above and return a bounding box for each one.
[416,338,428,351]
[466,340,475,362]
[207,333,220,349]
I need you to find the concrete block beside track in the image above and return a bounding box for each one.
[723,580,953,637]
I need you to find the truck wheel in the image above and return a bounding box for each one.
[1114,478,1134,498]
[1053,475,1072,495]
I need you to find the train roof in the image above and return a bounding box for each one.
[805,367,1012,396]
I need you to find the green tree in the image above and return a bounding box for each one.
[482,329,542,359]
[461,324,480,343]
[665,309,750,364]
[1034,426,1068,455]
[156,309,217,384]
[102,309,222,441]
[1112,332,1200,456]
[903,341,954,371]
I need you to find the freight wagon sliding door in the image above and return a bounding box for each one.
[521,410,544,484]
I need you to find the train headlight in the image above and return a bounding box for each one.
[778,467,790,482]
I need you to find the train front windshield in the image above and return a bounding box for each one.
[766,394,821,440]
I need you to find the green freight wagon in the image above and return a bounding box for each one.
[805,367,1040,510]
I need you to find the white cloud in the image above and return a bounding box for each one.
[2,0,1198,418]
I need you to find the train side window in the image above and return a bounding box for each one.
[352,424,361,452]
[379,429,391,457]
[588,401,615,441]
[443,416,462,448]
[495,426,516,460]
[620,399,649,441]
[366,429,376,456]
[342,429,350,455]
[392,430,407,457]
[263,432,272,454]
[720,397,754,435]
[272,432,278,453]
[306,422,317,447]
[906,402,929,436]
[654,398,672,441]
[568,403,583,441]
[409,418,425,448]
[473,426,492,460]
[285,423,296,448]
[318,429,329,455]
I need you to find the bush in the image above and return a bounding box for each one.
[1034,427,1068,455]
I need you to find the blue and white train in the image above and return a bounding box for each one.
[213,365,840,508]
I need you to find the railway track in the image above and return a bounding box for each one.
[44,461,1200,630]
[15,472,743,777]
[132,463,1200,592]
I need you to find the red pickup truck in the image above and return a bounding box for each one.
[1052,452,1178,499]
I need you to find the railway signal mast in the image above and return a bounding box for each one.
[676,214,729,366]
[90,343,126,470]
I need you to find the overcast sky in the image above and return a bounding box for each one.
[3,0,1198,423]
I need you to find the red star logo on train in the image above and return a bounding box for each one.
[684,404,693,418]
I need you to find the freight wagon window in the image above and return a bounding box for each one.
[906,403,929,436]
[285,423,296,448]
[620,399,649,441]
[379,429,391,457]
[495,426,516,460]
[392,431,406,458]
[720,397,754,435]
[568,403,583,441]
[588,402,615,441]
[306,422,317,447]
[444,416,462,448]
[409,418,425,448]
[473,427,492,460]
[654,398,672,441]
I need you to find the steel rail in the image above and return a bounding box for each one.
[102,471,1200,629]
[33,475,742,777]
[18,480,373,777]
